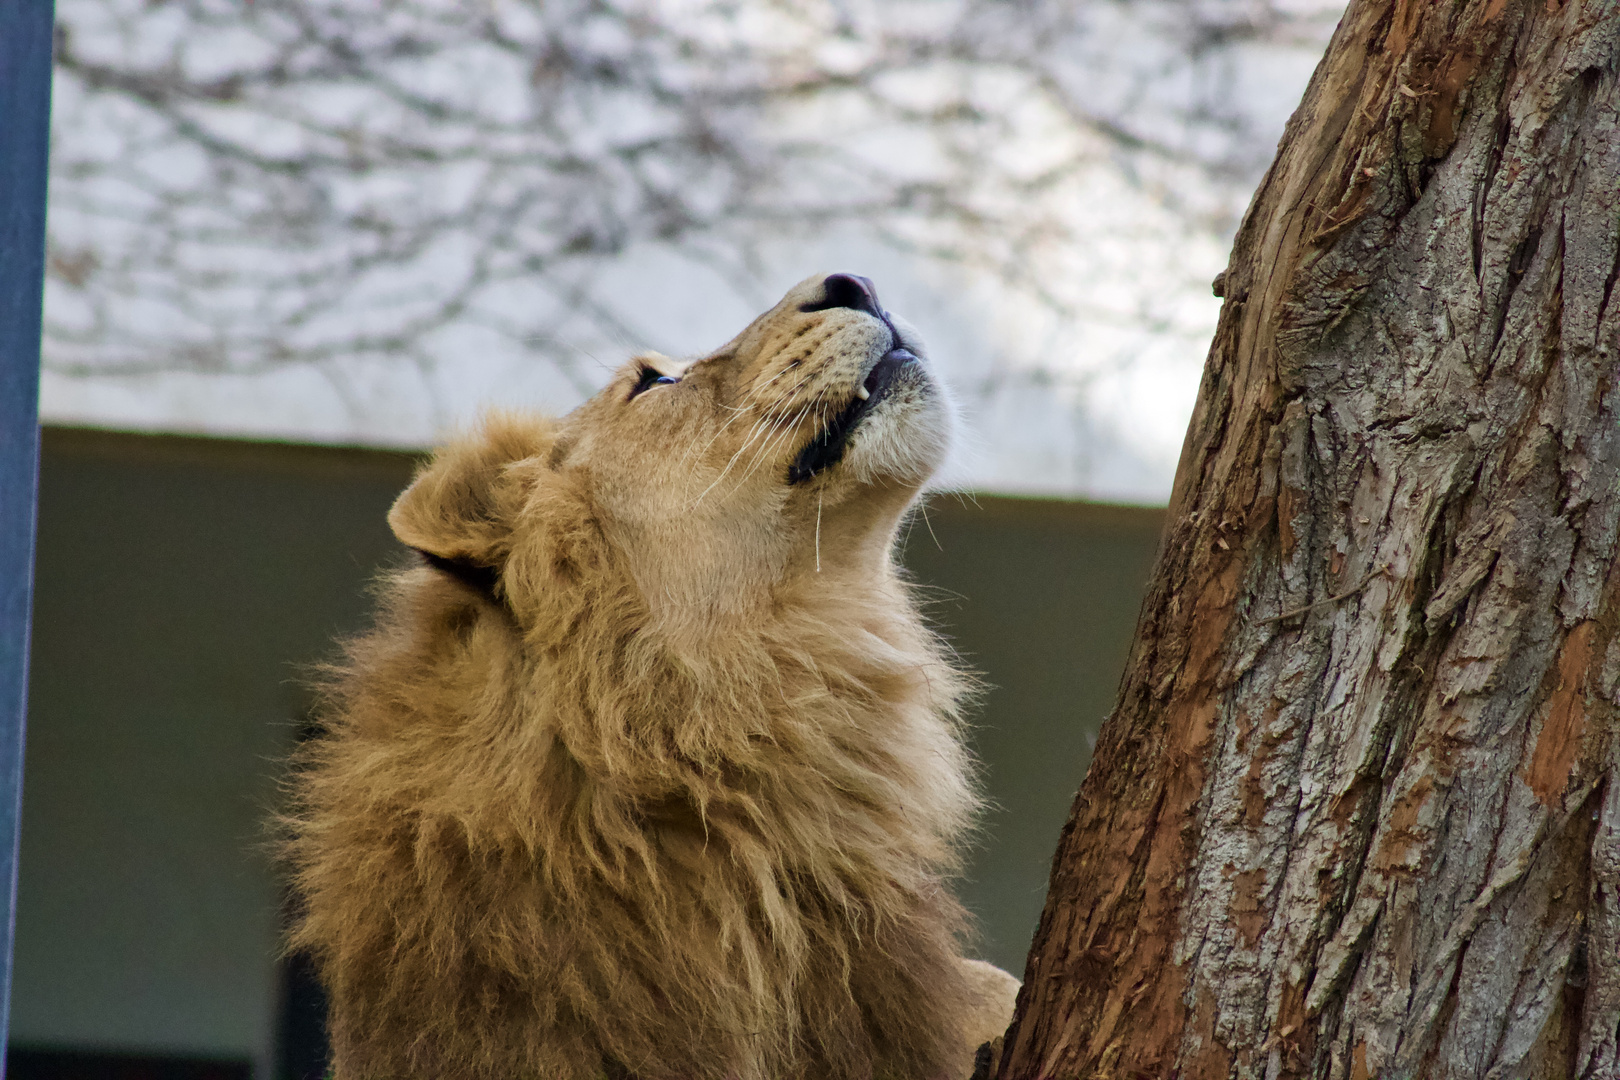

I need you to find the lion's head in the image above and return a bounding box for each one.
[387,272,951,637]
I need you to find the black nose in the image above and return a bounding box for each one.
[800,273,882,316]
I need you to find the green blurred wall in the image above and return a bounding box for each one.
[12,431,411,1068]
[899,498,1163,975]
[10,427,1162,1062]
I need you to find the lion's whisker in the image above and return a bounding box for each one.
[690,394,802,506]
[688,364,828,505]
[681,364,817,469]
[681,398,761,467]
[734,412,797,490]
[732,408,805,494]
[691,420,771,506]
[815,491,823,573]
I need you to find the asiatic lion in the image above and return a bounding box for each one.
[286,273,1020,1079]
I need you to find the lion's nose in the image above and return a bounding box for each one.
[802,273,882,316]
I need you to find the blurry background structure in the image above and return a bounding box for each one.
[43,0,1343,500]
[15,1,1342,1076]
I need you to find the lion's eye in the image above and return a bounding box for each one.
[628,366,679,400]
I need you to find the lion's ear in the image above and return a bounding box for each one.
[388,414,557,573]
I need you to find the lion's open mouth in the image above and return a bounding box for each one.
[787,348,917,484]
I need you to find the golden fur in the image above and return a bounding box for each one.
[285,274,1019,1079]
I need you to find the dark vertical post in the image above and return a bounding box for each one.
[0,0,54,1057]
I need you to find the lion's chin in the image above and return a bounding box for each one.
[838,379,952,492]
[788,348,929,485]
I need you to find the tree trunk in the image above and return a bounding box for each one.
[996,1,1620,1077]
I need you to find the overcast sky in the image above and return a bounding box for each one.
[42,0,1343,503]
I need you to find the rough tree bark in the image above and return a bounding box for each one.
[996,1,1620,1077]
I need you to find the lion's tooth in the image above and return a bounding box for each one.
[854,384,871,401]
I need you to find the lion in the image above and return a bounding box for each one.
[285,273,1021,1080]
